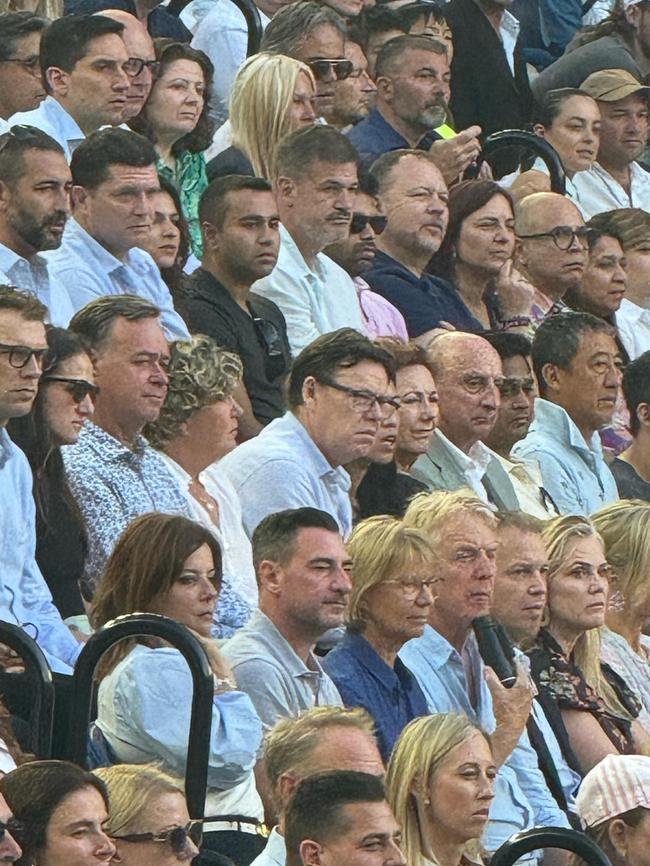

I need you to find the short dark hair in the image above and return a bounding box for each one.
[482,331,532,362]
[40,14,124,77]
[375,33,446,78]
[533,88,594,128]
[0,285,46,320]
[347,5,406,55]
[622,351,650,436]
[252,507,340,573]
[275,125,358,181]
[70,128,157,190]
[357,171,379,200]
[198,175,273,229]
[497,510,545,535]
[0,11,47,61]
[69,295,161,350]
[261,1,346,56]
[285,771,387,866]
[532,311,615,396]
[0,126,65,187]
[374,338,428,371]
[369,148,438,194]
[288,328,396,408]
[398,1,449,31]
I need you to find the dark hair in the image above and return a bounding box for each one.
[40,14,123,77]
[482,330,532,362]
[252,507,340,572]
[70,127,157,190]
[0,760,109,866]
[533,88,595,128]
[532,311,615,396]
[275,125,358,181]
[261,1,346,56]
[285,771,387,866]
[622,351,650,436]
[398,1,449,32]
[69,294,160,350]
[374,338,428,370]
[156,175,191,292]
[375,33,446,78]
[0,285,46,320]
[0,11,47,61]
[429,180,513,280]
[0,126,65,188]
[288,327,396,408]
[128,39,214,157]
[369,147,438,193]
[357,170,379,200]
[347,5,406,55]
[497,510,545,534]
[198,174,273,228]
[565,0,645,49]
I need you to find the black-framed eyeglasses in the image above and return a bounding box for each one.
[41,376,100,403]
[124,57,161,78]
[497,376,536,399]
[111,820,203,856]
[0,55,40,73]
[318,376,401,415]
[0,341,48,369]
[308,59,354,81]
[252,316,287,381]
[350,213,388,236]
[516,225,595,251]
[0,818,23,842]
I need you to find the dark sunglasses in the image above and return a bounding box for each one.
[308,59,354,81]
[350,213,388,235]
[252,316,288,381]
[497,376,536,399]
[41,376,100,403]
[0,340,48,369]
[112,820,203,856]
[124,57,161,78]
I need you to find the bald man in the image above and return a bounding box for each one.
[514,193,589,327]
[96,9,155,118]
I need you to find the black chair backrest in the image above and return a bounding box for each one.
[492,827,612,866]
[166,0,263,56]
[64,613,214,820]
[477,129,567,195]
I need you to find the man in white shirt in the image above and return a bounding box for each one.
[10,14,133,160]
[44,127,189,341]
[0,126,74,325]
[252,124,364,355]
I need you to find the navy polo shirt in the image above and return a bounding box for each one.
[346,107,443,167]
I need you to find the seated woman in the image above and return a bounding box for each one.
[7,327,97,620]
[387,713,496,866]
[91,512,265,864]
[591,501,650,731]
[526,515,649,775]
[323,515,437,760]
[129,40,213,258]
[137,178,191,296]
[145,334,257,634]
[207,53,316,181]
[0,759,115,866]
[95,764,200,866]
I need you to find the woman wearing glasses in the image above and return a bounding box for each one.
[94,764,200,866]
[323,514,437,761]
[7,327,97,620]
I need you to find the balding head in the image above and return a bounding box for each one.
[427,332,503,452]
[514,192,582,236]
[97,10,154,118]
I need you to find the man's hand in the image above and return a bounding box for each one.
[485,661,533,765]
[429,125,482,184]
[0,645,25,675]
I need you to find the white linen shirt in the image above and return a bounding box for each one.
[571,161,650,218]
[10,97,85,161]
[0,242,74,326]
[615,298,650,360]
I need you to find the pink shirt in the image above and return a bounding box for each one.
[354,276,409,341]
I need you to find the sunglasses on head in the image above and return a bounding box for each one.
[112,820,203,857]
[252,316,288,381]
[350,213,388,235]
[308,59,354,81]
[41,376,100,403]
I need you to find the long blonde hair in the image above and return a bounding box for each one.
[93,764,185,835]
[229,52,315,178]
[591,500,650,616]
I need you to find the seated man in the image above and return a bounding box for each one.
[44,128,189,341]
[0,11,48,134]
[285,771,404,866]
[63,295,192,596]
[573,69,650,218]
[0,126,74,326]
[251,124,364,356]
[328,37,376,132]
[223,508,348,730]
[0,287,82,673]
[255,707,383,866]
[513,311,620,514]
[98,10,156,121]
[612,351,650,500]
[10,15,131,160]
[219,328,395,538]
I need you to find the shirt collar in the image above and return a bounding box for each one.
[367,107,410,148]
[0,242,45,273]
[41,96,85,144]
[0,428,12,469]
[532,397,605,454]
[278,224,327,281]
[435,429,493,475]
[342,630,406,689]
[500,8,520,36]
[248,610,327,679]
[284,412,351,489]
[411,624,475,669]
[76,420,149,464]
[66,218,145,274]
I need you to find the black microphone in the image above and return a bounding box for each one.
[473,616,517,688]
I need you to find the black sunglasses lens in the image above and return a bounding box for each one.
[350,214,368,234]
[334,60,354,80]
[370,216,387,235]
[169,827,188,856]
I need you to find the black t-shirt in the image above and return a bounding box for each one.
[611,457,650,503]
[177,269,292,425]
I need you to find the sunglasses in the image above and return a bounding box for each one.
[252,316,287,381]
[41,376,100,403]
[497,376,536,399]
[308,59,354,81]
[112,820,203,856]
[350,213,388,235]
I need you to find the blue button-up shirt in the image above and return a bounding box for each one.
[512,398,619,516]
[218,412,353,539]
[0,429,82,673]
[10,97,85,161]
[0,242,74,327]
[323,630,429,761]
[44,218,190,342]
[400,626,570,856]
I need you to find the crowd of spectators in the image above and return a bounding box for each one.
[4,0,650,864]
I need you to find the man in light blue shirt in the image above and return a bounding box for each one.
[0,287,82,673]
[45,128,189,342]
[219,328,396,539]
[512,311,619,515]
[0,126,74,326]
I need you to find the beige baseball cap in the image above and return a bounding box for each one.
[576,755,650,829]
[580,68,650,102]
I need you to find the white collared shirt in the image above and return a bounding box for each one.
[10,97,85,161]
[499,9,520,75]
[571,160,650,218]
[0,241,74,326]
[615,297,650,360]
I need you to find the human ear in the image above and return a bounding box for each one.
[300,840,324,866]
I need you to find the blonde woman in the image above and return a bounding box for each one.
[208,53,316,180]
[95,764,200,866]
[387,714,496,866]
[323,515,438,761]
[526,515,646,774]
[591,500,650,730]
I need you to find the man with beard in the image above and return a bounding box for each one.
[0,127,74,326]
[328,38,376,132]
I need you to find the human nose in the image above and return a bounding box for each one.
[1,830,22,862]
[96,831,117,861]
[567,230,584,252]
[361,70,376,93]
[386,838,406,866]
[182,838,200,861]
[78,393,95,417]
[229,395,244,418]
[21,354,42,379]
[114,66,129,92]
[150,361,169,385]
[528,571,547,598]
[425,195,446,215]
[332,566,353,594]
[335,187,355,212]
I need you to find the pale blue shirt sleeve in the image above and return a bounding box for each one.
[191,2,247,124]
